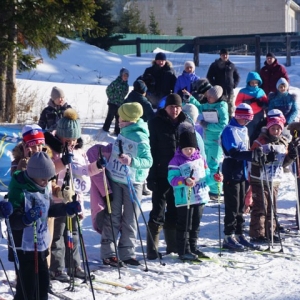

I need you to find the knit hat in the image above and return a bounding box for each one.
[51,86,65,100]
[184,61,195,71]
[178,122,198,149]
[133,80,147,94]
[118,102,143,122]
[164,93,182,108]
[234,103,254,121]
[155,52,167,61]
[26,152,55,180]
[266,52,276,59]
[276,77,289,90]
[220,48,229,55]
[206,85,223,100]
[182,104,199,124]
[119,68,129,77]
[267,109,286,130]
[56,108,81,139]
[192,78,212,94]
[22,124,45,147]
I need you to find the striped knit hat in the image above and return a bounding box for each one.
[235,103,254,121]
[22,124,45,147]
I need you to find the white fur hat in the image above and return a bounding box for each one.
[182,104,199,124]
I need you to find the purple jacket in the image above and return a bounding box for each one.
[86,143,112,234]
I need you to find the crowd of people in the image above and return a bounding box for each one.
[0,49,300,299]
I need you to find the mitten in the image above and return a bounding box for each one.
[288,143,298,159]
[97,156,107,169]
[252,147,264,163]
[265,150,276,163]
[185,177,195,187]
[22,207,42,226]
[57,186,75,203]
[17,158,29,171]
[119,154,132,166]
[65,201,82,217]
[61,153,74,165]
[0,201,13,219]
[213,173,223,182]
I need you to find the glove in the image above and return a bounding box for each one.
[185,177,195,187]
[57,186,75,203]
[17,158,29,172]
[119,154,132,166]
[61,153,74,165]
[265,150,277,163]
[65,201,82,217]
[200,120,208,129]
[213,173,223,182]
[96,156,107,169]
[22,206,42,226]
[252,147,264,163]
[182,94,190,103]
[0,201,13,219]
[293,137,300,147]
[288,143,298,159]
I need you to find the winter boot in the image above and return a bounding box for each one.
[179,252,199,261]
[164,227,178,254]
[142,182,151,196]
[223,234,245,252]
[191,248,210,259]
[236,234,260,250]
[147,222,162,260]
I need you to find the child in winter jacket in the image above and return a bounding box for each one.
[168,122,222,261]
[184,85,229,198]
[249,110,296,243]
[38,86,71,131]
[174,61,200,98]
[221,103,259,251]
[46,108,103,282]
[8,152,81,300]
[235,71,268,144]
[98,102,153,267]
[102,68,129,135]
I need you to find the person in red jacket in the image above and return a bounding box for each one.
[259,52,289,96]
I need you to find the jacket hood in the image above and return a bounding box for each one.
[120,118,149,138]
[151,60,173,69]
[246,72,262,86]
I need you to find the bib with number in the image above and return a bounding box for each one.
[71,153,91,193]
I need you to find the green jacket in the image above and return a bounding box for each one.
[106,76,129,106]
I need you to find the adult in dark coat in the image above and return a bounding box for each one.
[206,48,240,117]
[124,79,155,122]
[259,52,289,96]
[143,52,177,108]
[146,93,187,259]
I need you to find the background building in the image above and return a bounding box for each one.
[136,0,300,36]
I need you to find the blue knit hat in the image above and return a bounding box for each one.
[56,108,81,139]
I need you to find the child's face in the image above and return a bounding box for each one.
[185,65,193,74]
[268,124,282,137]
[278,84,288,93]
[236,118,250,126]
[121,73,129,81]
[60,137,78,150]
[53,97,65,106]
[182,147,196,157]
[32,177,49,187]
[23,143,44,157]
[207,96,217,104]
[249,80,259,87]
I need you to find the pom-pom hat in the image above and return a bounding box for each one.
[22,124,45,146]
[235,103,254,121]
[56,108,81,139]
[118,103,143,122]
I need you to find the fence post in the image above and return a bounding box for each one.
[286,35,291,67]
[136,38,141,57]
[193,38,199,67]
[255,35,261,72]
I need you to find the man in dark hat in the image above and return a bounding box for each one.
[259,52,289,96]
[206,48,240,117]
[146,93,187,260]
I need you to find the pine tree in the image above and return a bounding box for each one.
[0,0,98,122]
[118,0,148,34]
[148,7,161,35]
[176,18,183,36]
[85,0,123,51]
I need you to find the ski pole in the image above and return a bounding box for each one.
[124,165,148,271]
[293,130,300,232]
[217,168,222,257]
[6,218,28,300]
[0,257,14,296]
[32,198,40,300]
[183,169,193,257]
[100,147,122,279]
[67,151,96,299]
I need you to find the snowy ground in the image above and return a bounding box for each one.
[1,37,300,299]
